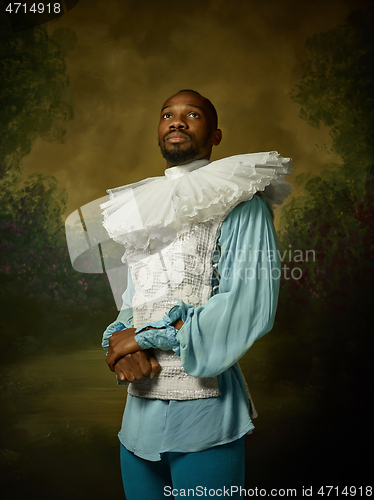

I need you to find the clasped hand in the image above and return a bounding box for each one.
[106,328,160,383]
[106,319,184,383]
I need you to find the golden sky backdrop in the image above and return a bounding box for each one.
[21,0,370,223]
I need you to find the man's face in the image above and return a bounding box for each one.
[158,91,222,167]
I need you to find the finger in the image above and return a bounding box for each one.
[107,359,115,372]
[107,338,122,371]
[117,355,144,382]
[115,358,136,382]
[132,351,152,377]
[114,364,127,383]
[106,351,117,372]
[148,356,161,379]
[106,338,117,370]
[106,343,124,371]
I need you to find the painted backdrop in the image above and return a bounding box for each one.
[1,0,373,498]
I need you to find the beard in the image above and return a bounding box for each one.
[159,142,201,166]
[159,130,211,166]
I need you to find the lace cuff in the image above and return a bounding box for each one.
[135,313,180,355]
[102,320,127,351]
[133,300,195,355]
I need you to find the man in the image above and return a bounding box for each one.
[101,90,292,498]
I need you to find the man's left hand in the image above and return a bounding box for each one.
[107,328,143,372]
[114,351,161,382]
[106,319,183,372]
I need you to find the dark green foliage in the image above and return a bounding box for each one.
[291,7,374,180]
[0,20,119,495]
[0,12,76,181]
[278,170,374,304]
[275,6,374,440]
[279,4,374,303]
[0,171,116,358]
[0,12,114,360]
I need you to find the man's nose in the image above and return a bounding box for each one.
[170,116,187,129]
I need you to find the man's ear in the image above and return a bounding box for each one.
[211,128,222,146]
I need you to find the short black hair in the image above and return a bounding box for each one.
[176,89,218,129]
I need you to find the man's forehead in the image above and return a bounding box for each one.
[161,92,207,112]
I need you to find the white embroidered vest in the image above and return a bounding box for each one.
[126,220,222,400]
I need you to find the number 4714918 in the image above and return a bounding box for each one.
[317,486,372,496]
[5,3,62,14]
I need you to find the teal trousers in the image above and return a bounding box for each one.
[120,437,245,499]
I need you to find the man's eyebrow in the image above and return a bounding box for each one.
[161,104,205,112]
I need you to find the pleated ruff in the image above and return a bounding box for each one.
[100,152,292,251]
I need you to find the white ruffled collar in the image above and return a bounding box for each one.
[164,159,209,179]
[101,151,292,249]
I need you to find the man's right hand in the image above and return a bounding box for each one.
[114,351,161,383]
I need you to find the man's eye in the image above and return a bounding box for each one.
[163,113,172,119]
[188,112,200,118]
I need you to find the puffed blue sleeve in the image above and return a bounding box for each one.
[176,196,280,377]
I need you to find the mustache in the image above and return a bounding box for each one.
[163,131,192,141]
